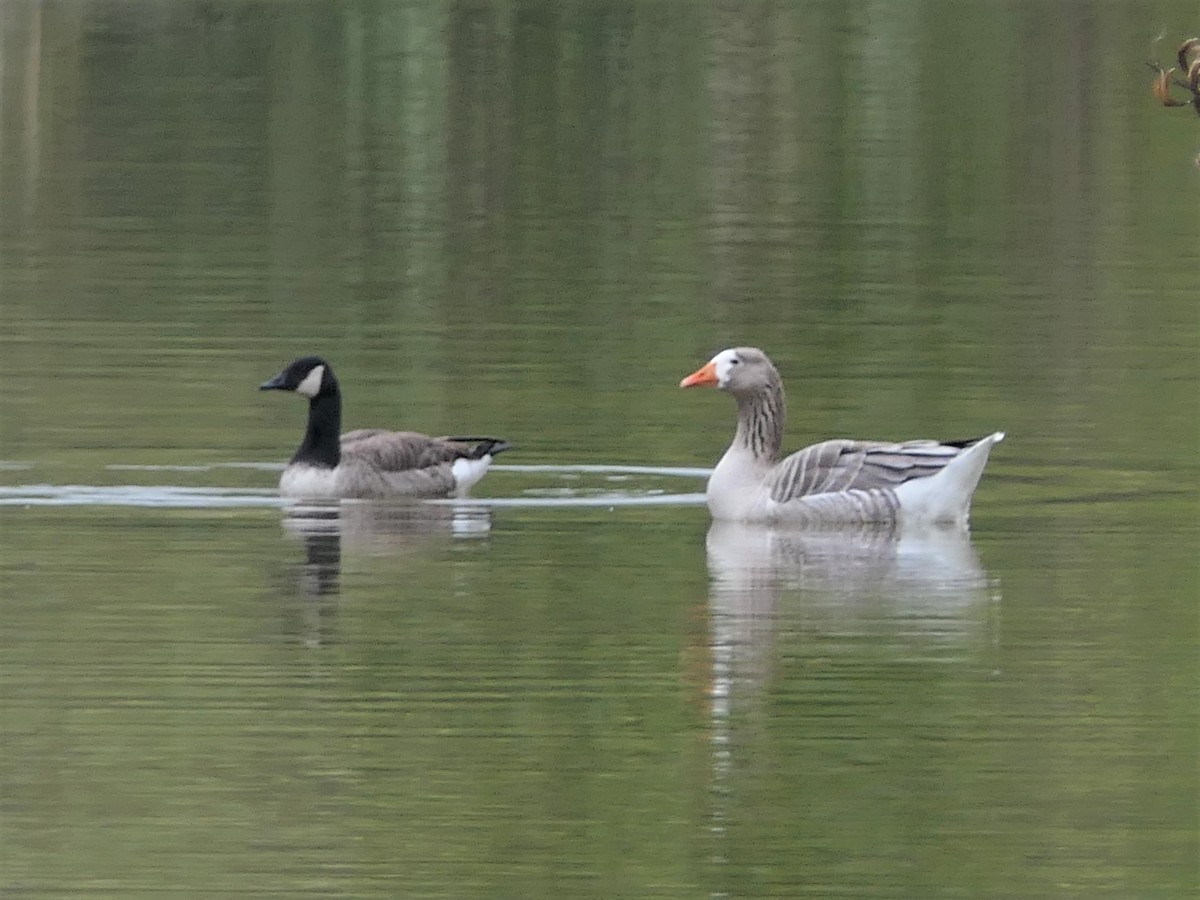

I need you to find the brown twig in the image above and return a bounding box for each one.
[1148,38,1200,114]
[1177,37,1200,71]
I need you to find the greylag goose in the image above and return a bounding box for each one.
[261,356,510,499]
[680,347,1003,526]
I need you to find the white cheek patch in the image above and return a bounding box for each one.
[713,349,739,387]
[295,365,325,398]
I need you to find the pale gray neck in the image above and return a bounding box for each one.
[731,378,785,463]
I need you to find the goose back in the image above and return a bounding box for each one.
[341,430,501,470]
[335,432,511,499]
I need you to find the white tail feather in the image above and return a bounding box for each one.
[451,455,494,497]
[894,432,1005,526]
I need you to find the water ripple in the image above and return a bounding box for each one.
[0,485,285,508]
[0,465,711,509]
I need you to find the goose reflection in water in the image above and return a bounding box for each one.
[704,520,995,704]
[706,520,991,626]
[700,520,999,850]
[276,501,494,647]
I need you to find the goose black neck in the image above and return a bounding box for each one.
[293,389,342,468]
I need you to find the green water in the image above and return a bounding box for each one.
[1,1,1197,897]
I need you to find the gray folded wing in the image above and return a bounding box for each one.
[340,430,478,472]
[767,439,965,503]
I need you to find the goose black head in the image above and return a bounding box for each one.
[260,356,338,399]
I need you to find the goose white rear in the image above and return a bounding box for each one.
[261,355,510,500]
[450,455,495,496]
[891,431,1005,526]
[681,347,1003,527]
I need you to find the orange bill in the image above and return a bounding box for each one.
[680,361,718,388]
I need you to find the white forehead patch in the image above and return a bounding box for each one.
[712,349,740,387]
[295,364,325,399]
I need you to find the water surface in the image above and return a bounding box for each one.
[1,1,1197,897]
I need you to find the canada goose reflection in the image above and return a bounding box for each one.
[283,500,493,556]
[276,501,495,647]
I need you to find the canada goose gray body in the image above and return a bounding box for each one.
[261,356,510,500]
[680,347,1003,526]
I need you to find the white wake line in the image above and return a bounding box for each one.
[490,464,712,477]
[3,464,712,508]
[0,485,285,508]
[0,485,707,510]
[106,462,282,472]
[101,462,714,477]
[428,493,708,508]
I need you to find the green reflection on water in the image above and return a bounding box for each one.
[0,0,1197,897]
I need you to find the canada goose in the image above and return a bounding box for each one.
[680,347,1004,526]
[260,356,511,499]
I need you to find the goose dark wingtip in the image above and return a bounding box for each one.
[941,435,992,449]
[490,440,514,457]
[941,432,1006,449]
[472,438,513,459]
